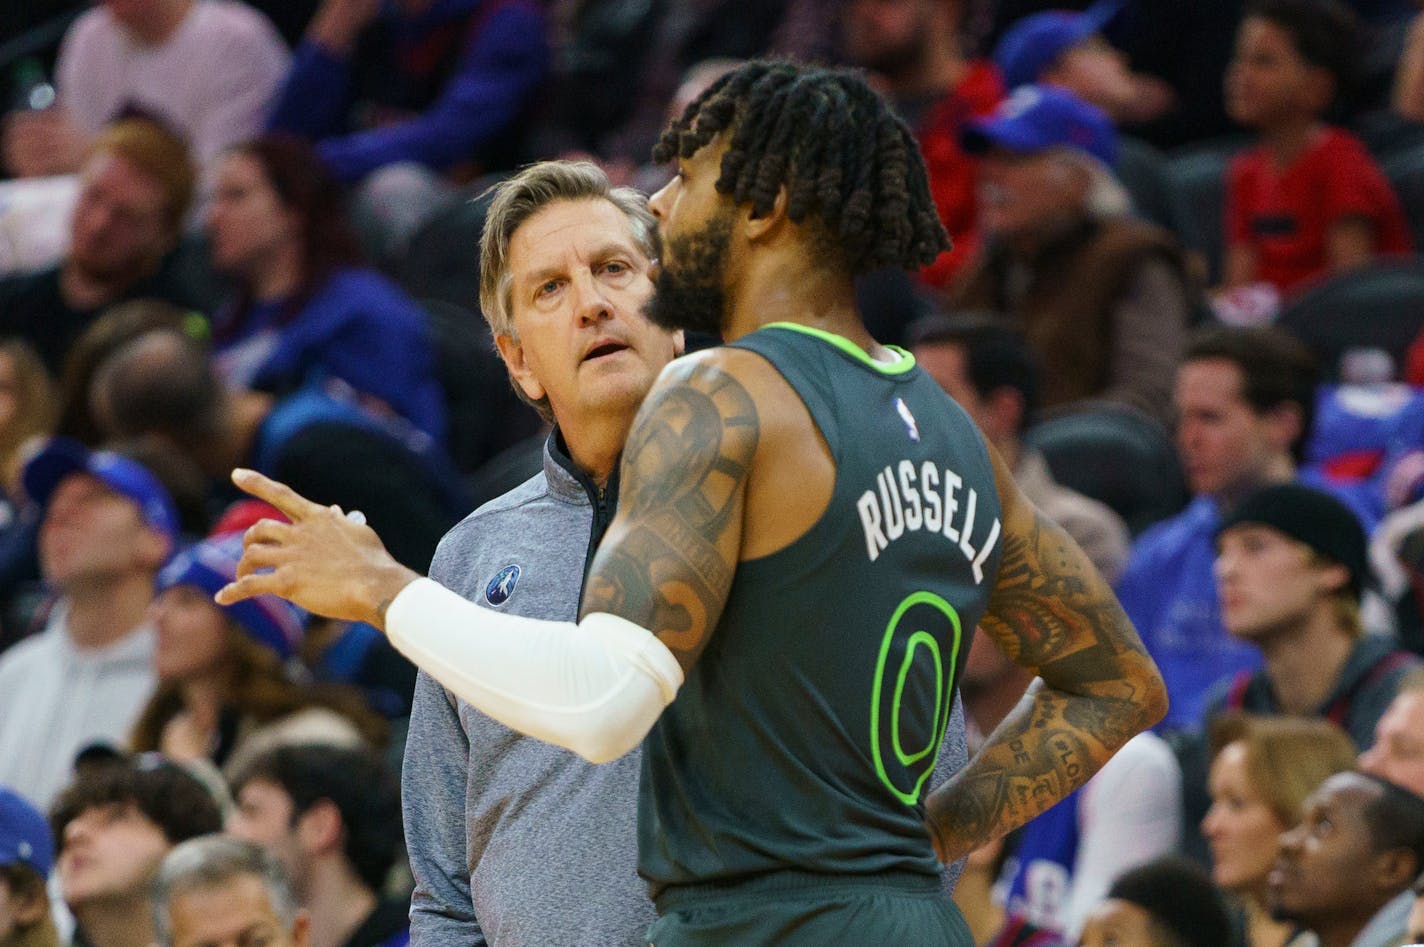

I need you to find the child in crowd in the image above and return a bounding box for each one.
[1078,858,1233,947]
[0,787,57,947]
[1223,0,1412,297]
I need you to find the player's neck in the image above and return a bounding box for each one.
[724,251,880,357]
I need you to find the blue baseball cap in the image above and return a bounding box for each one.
[22,437,180,548]
[157,532,307,659]
[962,85,1119,166]
[994,0,1127,90]
[0,786,53,875]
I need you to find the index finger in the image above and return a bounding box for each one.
[230,468,325,522]
[214,571,285,606]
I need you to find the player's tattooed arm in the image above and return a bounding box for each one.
[923,449,1168,863]
[580,354,759,674]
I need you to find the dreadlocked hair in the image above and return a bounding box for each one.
[652,60,948,275]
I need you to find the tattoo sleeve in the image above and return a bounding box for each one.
[580,358,759,674]
[924,499,1168,863]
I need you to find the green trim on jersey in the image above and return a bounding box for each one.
[762,322,917,374]
[871,592,962,806]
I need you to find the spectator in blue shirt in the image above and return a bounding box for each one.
[206,136,447,444]
[1208,483,1418,751]
[1116,325,1375,731]
[267,0,548,253]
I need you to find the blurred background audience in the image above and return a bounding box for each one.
[206,135,446,443]
[150,835,310,947]
[129,513,385,780]
[1267,772,1424,947]
[953,85,1192,423]
[1077,857,1233,947]
[226,743,406,947]
[0,786,59,947]
[50,755,222,947]
[1202,714,1357,947]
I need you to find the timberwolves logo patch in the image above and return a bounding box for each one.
[895,397,920,442]
[484,565,521,607]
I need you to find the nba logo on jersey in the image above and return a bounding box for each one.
[485,564,521,606]
[895,398,920,442]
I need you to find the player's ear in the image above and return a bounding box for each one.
[745,185,789,240]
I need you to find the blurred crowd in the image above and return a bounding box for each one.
[3,0,1424,945]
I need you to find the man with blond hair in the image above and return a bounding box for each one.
[0,117,210,373]
[1208,483,1419,749]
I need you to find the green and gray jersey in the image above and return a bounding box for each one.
[638,323,1004,896]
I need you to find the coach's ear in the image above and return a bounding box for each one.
[745,185,789,241]
[494,333,546,403]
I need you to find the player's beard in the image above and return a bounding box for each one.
[644,212,733,337]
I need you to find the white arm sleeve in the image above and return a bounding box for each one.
[385,578,684,764]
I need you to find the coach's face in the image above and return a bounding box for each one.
[497,198,680,431]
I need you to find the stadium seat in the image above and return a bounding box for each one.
[464,431,547,511]
[1385,146,1424,250]
[1163,137,1248,284]
[1354,110,1424,162]
[1116,135,1176,232]
[393,187,496,311]
[1276,259,1424,381]
[1023,401,1189,535]
[420,298,543,475]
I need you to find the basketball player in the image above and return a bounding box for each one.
[220,60,1167,944]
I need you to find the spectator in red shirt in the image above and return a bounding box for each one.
[839,0,1005,287]
[1223,0,1413,297]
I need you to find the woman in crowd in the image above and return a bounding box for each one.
[1202,713,1357,947]
[206,135,447,443]
[0,341,57,650]
[129,502,385,779]
[0,342,54,496]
